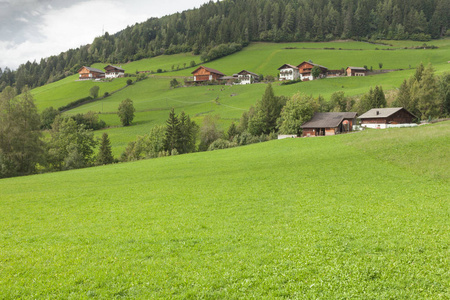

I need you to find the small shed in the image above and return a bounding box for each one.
[78,66,105,80]
[359,107,417,129]
[297,61,328,81]
[301,112,357,137]
[278,64,299,81]
[346,67,367,77]
[237,70,259,84]
[191,66,225,82]
[104,65,125,78]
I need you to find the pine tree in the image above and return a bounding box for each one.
[417,64,440,119]
[164,108,180,153]
[248,84,284,135]
[96,133,114,165]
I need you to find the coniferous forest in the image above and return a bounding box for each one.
[0,0,449,93]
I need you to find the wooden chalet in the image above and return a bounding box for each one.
[104,65,125,78]
[346,67,367,77]
[301,112,357,137]
[237,70,259,84]
[191,66,225,82]
[359,107,417,129]
[278,64,299,81]
[78,66,105,80]
[297,61,328,81]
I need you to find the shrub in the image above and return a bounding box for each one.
[208,139,237,151]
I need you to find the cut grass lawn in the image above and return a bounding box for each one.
[0,121,449,298]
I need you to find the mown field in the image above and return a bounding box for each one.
[1,122,449,298]
[31,39,450,155]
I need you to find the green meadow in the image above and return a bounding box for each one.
[31,39,450,155]
[1,122,449,298]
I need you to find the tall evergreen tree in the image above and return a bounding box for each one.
[96,133,114,165]
[417,64,439,119]
[248,83,285,135]
[164,108,181,152]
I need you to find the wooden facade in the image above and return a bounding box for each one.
[346,67,367,77]
[359,107,417,129]
[78,66,105,80]
[191,66,225,82]
[301,112,357,137]
[104,65,125,78]
[297,61,328,81]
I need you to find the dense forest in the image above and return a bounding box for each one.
[0,0,449,92]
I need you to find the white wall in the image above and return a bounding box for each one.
[279,68,299,81]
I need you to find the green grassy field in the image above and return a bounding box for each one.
[1,122,449,298]
[31,39,450,155]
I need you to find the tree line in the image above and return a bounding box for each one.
[1,0,449,93]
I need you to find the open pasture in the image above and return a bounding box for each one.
[30,39,450,154]
[0,122,449,298]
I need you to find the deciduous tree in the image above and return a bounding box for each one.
[117,98,135,126]
[277,93,318,135]
[0,86,43,178]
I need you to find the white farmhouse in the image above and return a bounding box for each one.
[237,70,259,85]
[104,65,125,79]
[278,64,299,81]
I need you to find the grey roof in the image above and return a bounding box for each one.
[298,61,328,70]
[191,66,225,76]
[105,65,125,72]
[278,64,298,70]
[347,66,366,71]
[80,66,105,74]
[238,70,259,77]
[359,107,414,119]
[301,112,357,128]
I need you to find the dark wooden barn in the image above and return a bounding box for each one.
[78,66,105,80]
[301,112,358,137]
[359,107,417,129]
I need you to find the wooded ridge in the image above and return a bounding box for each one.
[0,0,448,93]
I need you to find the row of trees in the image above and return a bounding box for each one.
[393,63,450,119]
[2,0,449,93]
[0,87,115,178]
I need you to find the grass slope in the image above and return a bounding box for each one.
[1,122,449,298]
[31,39,450,155]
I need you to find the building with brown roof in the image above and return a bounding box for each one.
[104,65,125,78]
[191,66,225,82]
[301,112,357,137]
[78,66,105,80]
[297,61,328,81]
[359,107,417,129]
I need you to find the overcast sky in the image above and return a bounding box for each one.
[0,0,211,70]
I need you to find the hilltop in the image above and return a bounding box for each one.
[1,121,448,298]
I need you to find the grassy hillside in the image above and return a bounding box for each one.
[1,122,449,298]
[31,39,450,155]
